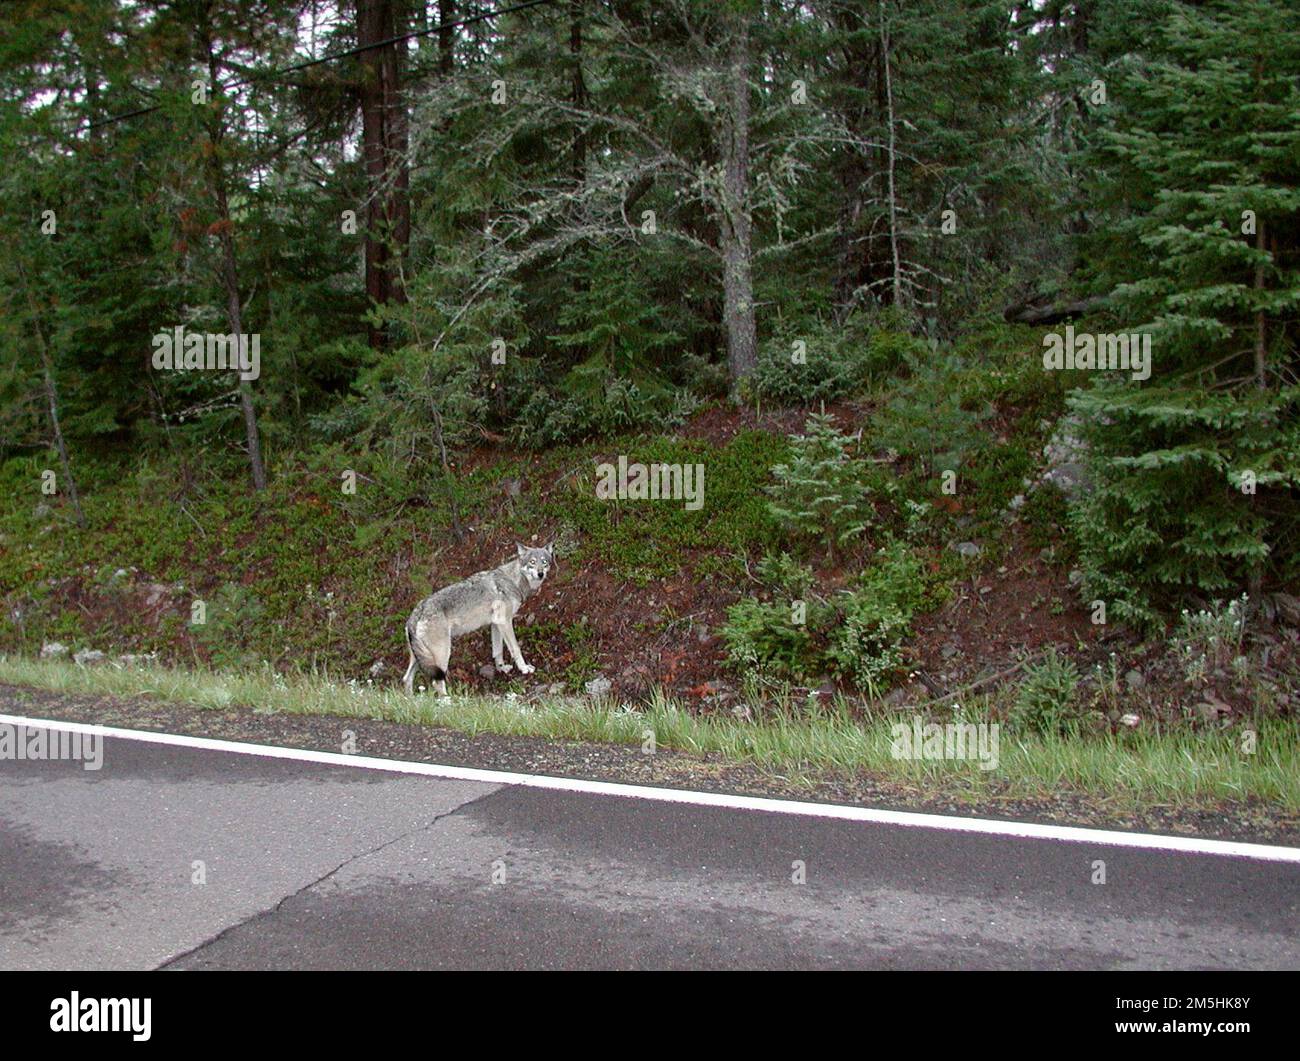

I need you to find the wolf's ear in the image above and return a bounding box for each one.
[515,541,528,559]
[544,539,556,558]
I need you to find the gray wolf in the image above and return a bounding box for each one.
[403,542,554,696]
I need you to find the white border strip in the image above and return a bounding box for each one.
[4,712,1300,864]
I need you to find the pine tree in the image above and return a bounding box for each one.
[1070,0,1300,626]
[767,412,874,556]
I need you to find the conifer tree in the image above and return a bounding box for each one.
[1070,0,1300,625]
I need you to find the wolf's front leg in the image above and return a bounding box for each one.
[500,619,534,674]
[490,624,512,673]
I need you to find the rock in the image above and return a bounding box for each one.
[478,663,498,679]
[941,643,960,660]
[1269,592,1300,627]
[953,541,981,559]
[584,676,613,696]
[369,660,388,678]
[40,641,68,659]
[1124,669,1144,690]
[1008,494,1026,511]
[883,686,910,708]
[143,583,172,607]
[1119,713,1141,728]
[1068,569,1084,586]
[73,649,106,666]
[694,680,738,704]
[544,682,567,697]
[115,653,158,667]
[1041,415,1091,497]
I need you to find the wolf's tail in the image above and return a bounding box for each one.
[406,623,445,682]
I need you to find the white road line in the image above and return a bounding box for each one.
[4,712,1299,864]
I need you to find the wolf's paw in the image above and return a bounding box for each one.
[517,662,535,675]
[495,661,513,674]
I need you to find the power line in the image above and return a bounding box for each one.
[85,0,560,131]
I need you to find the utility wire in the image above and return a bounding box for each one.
[85,0,560,131]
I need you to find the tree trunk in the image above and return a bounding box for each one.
[829,4,884,319]
[1254,219,1267,390]
[358,0,410,348]
[1003,294,1107,325]
[203,35,267,492]
[16,261,85,527]
[721,16,756,391]
[880,0,905,312]
[570,0,588,182]
[437,0,455,75]
[1249,218,1265,602]
[40,344,84,527]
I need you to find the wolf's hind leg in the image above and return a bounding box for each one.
[402,648,419,694]
[428,626,451,696]
[411,618,452,696]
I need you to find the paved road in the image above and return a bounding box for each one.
[1,726,1297,969]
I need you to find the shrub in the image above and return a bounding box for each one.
[750,316,919,405]
[508,371,698,448]
[1171,594,1249,685]
[675,352,730,400]
[824,592,910,697]
[1011,649,1080,735]
[754,553,816,599]
[873,343,993,474]
[1069,383,1300,630]
[751,334,863,405]
[720,539,939,695]
[719,597,819,679]
[191,582,266,669]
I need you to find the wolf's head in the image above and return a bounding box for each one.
[515,541,555,591]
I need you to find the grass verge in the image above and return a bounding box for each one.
[0,654,1296,813]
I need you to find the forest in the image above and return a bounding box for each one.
[0,0,1297,802]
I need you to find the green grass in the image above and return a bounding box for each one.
[0,426,789,670]
[545,429,787,582]
[2,654,1296,814]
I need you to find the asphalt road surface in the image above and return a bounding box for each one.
[2,723,1297,970]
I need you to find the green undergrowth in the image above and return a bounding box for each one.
[1,654,1295,814]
